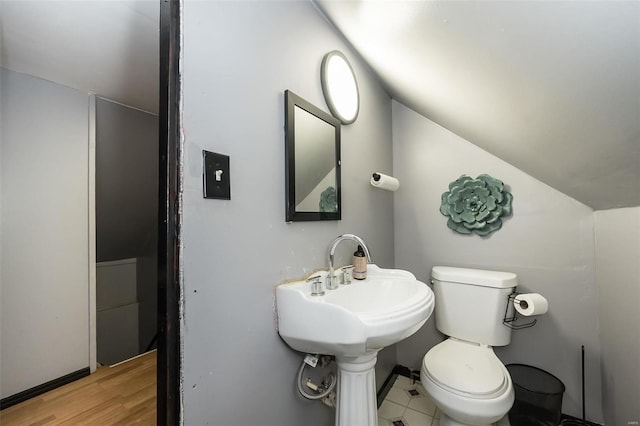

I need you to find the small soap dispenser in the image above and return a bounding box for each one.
[352,245,367,280]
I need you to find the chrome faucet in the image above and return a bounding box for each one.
[327,234,372,290]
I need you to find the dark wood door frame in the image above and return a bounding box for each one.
[158,0,181,424]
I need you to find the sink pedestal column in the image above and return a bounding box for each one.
[335,352,379,426]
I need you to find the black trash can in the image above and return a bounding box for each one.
[506,364,566,426]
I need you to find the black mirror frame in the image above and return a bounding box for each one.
[284,90,341,222]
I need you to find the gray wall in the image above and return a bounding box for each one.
[595,207,640,426]
[391,102,603,422]
[95,97,158,352]
[0,68,89,398]
[181,1,394,424]
[95,97,158,261]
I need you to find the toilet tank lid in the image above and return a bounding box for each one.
[432,266,517,289]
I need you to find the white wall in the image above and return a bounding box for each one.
[595,207,640,426]
[391,101,603,422]
[0,68,89,398]
[181,2,395,424]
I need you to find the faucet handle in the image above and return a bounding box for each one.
[341,266,354,285]
[325,272,339,290]
[307,275,325,296]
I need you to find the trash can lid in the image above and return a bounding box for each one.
[506,363,565,395]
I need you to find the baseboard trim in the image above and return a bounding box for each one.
[376,364,420,408]
[560,414,602,426]
[376,371,397,408]
[0,367,90,410]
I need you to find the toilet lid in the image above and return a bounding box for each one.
[423,339,507,396]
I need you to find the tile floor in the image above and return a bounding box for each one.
[377,375,439,426]
[377,375,511,426]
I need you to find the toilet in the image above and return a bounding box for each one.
[420,266,518,426]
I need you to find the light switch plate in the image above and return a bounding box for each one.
[203,150,230,200]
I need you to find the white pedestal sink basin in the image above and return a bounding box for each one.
[276,265,435,426]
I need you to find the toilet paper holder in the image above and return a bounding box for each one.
[503,292,537,330]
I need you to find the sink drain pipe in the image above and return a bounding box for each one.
[296,355,337,401]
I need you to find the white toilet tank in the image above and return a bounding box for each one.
[432,266,518,346]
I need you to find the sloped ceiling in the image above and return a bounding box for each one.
[2,1,638,209]
[0,0,159,114]
[316,1,640,210]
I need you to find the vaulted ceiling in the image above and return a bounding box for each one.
[2,1,638,209]
[316,1,640,210]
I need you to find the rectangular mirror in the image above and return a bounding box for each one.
[284,90,341,222]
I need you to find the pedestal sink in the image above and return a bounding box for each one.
[276,265,435,426]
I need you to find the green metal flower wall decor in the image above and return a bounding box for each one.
[440,174,513,236]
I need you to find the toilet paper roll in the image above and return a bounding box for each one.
[370,173,400,191]
[514,293,549,316]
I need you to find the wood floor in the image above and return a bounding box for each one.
[1,351,156,425]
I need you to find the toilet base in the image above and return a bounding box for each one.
[421,340,514,426]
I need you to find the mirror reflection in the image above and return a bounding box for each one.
[294,106,337,212]
[285,90,341,222]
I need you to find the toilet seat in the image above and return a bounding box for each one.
[422,339,509,399]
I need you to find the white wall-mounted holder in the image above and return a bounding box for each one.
[370,172,400,191]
